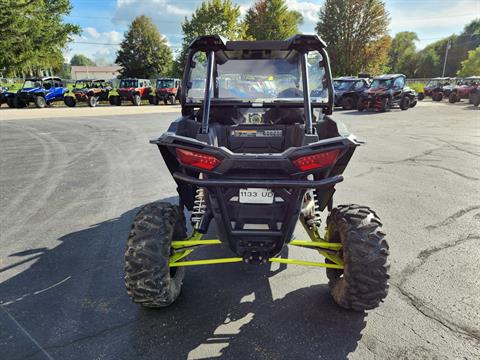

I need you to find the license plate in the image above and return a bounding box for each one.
[239,188,274,204]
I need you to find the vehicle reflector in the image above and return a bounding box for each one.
[176,148,221,170]
[292,149,340,171]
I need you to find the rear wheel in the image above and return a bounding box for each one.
[34,95,46,108]
[449,92,457,103]
[473,93,480,107]
[400,96,411,110]
[7,97,15,108]
[357,98,365,111]
[108,95,116,105]
[342,96,355,110]
[13,97,26,108]
[417,92,425,101]
[468,93,474,104]
[326,204,389,311]
[132,94,141,106]
[88,95,97,107]
[64,96,76,107]
[149,95,158,105]
[410,99,417,108]
[124,202,187,307]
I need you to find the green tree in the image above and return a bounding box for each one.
[173,0,245,77]
[244,0,303,40]
[457,47,480,76]
[315,0,390,76]
[0,0,80,77]
[70,54,95,66]
[388,32,418,76]
[116,15,173,78]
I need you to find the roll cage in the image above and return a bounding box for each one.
[181,34,335,136]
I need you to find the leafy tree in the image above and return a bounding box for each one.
[116,15,173,78]
[70,54,95,66]
[388,32,418,76]
[244,0,303,40]
[0,0,80,77]
[457,47,480,76]
[315,0,390,76]
[173,0,245,77]
[56,63,72,79]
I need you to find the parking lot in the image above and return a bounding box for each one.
[0,101,479,359]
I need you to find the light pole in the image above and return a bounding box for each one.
[442,39,451,77]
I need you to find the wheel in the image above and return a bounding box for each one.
[400,96,411,110]
[88,96,97,107]
[13,97,26,108]
[64,96,76,107]
[409,99,417,108]
[163,99,168,105]
[435,93,443,101]
[380,97,391,112]
[109,95,116,105]
[449,93,457,103]
[124,202,187,308]
[342,96,355,110]
[168,95,176,105]
[326,204,389,311]
[357,98,365,111]
[473,94,480,107]
[34,96,46,108]
[7,97,15,108]
[132,94,141,106]
[152,96,159,105]
[417,92,425,101]
[468,93,474,104]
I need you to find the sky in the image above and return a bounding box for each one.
[64,0,480,64]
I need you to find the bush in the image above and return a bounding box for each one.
[409,82,424,93]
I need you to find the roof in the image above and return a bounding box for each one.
[71,66,121,73]
[373,74,405,80]
[157,78,180,81]
[334,76,361,81]
[75,79,107,82]
[465,76,480,79]
[25,77,62,81]
[431,77,451,80]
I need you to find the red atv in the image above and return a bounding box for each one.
[109,78,153,106]
[448,76,479,104]
[150,78,181,105]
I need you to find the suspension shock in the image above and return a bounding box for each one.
[306,189,322,228]
[191,187,206,229]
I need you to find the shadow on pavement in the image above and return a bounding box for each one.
[0,198,367,360]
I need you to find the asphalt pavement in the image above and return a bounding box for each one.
[0,101,479,359]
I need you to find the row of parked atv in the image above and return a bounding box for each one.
[0,77,182,108]
[420,76,480,106]
[333,74,418,112]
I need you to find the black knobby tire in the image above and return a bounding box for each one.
[400,96,410,110]
[124,202,187,307]
[380,97,391,112]
[410,100,417,108]
[109,95,116,105]
[132,94,141,106]
[88,96,97,107]
[64,96,76,107]
[357,98,365,111]
[326,204,389,311]
[7,97,16,108]
[148,95,156,105]
[473,94,480,107]
[448,92,457,103]
[13,97,26,108]
[34,95,46,108]
[342,96,355,110]
[468,93,474,104]
[417,92,425,101]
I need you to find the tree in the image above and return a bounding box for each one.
[70,54,95,66]
[244,0,303,40]
[315,0,390,76]
[173,0,245,77]
[0,0,80,77]
[388,32,418,76]
[116,15,173,78]
[457,47,480,76]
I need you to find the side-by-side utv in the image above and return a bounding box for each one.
[124,35,390,311]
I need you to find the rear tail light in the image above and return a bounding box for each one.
[176,148,221,170]
[292,149,340,171]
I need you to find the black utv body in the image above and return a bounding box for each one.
[333,76,370,110]
[124,35,390,311]
[358,74,417,112]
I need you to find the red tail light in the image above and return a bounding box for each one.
[292,149,340,171]
[176,148,221,170]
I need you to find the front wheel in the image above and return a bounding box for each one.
[400,96,411,110]
[473,94,480,107]
[64,96,76,107]
[380,97,391,112]
[88,96,97,107]
[34,95,46,108]
[132,94,141,106]
[326,204,389,311]
[124,202,187,307]
[449,93,457,103]
[357,98,365,111]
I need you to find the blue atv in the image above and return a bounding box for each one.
[14,77,68,108]
[0,87,16,108]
